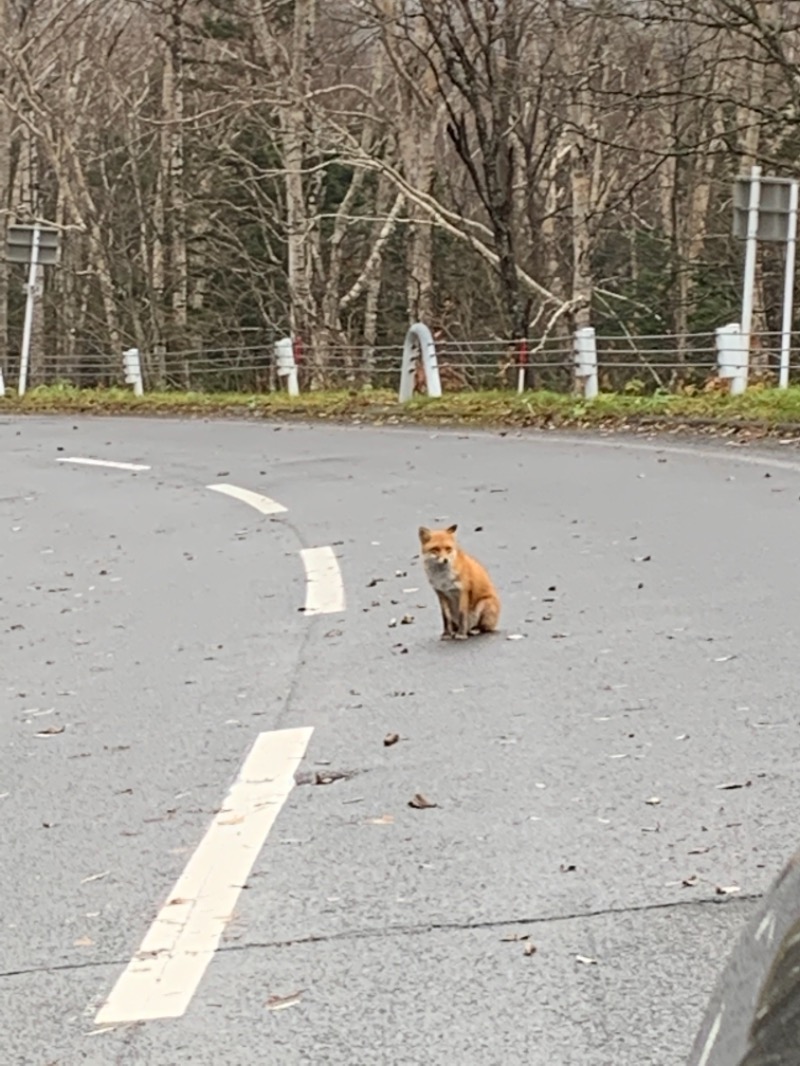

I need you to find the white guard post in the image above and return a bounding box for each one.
[573,326,599,399]
[398,322,442,402]
[0,365,5,397]
[715,322,749,396]
[274,336,300,397]
[122,347,144,396]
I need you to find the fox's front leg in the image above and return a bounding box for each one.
[454,588,470,640]
[437,592,456,639]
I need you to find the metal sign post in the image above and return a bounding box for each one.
[17,225,42,397]
[732,170,800,389]
[736,165,761,364]
[5,224,61,396]
[780,181,799,388]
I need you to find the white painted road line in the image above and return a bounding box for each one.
[300,545,346,616]
[93,726,314,1026]
[56,457,151,472]
[206,482,287,515]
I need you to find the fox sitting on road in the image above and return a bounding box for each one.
[418,523,501,640]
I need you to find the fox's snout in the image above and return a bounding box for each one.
[425,553,450,567]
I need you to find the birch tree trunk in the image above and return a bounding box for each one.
[559,12,601,351]
[12,117,46,383]
[397,15,437,325]
[0,0,10,379]
[167,1,189,381]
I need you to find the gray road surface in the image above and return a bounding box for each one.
[3,415,800,1065]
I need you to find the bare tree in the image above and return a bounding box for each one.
[2,0,798,394]
[0,0,11,377]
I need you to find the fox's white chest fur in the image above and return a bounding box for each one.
[423,554,461,594]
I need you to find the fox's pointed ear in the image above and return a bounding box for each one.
[418,526,431,543]
[446,523,458,535]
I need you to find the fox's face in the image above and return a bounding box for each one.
[419,524,458,569]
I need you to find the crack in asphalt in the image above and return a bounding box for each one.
[0,891,760,981]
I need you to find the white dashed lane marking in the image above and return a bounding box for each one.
[93,727,314,1026]
[300,546,346,616]
[56,457,151,471]
[206,483,287,515]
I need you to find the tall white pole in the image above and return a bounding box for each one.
[739,164,762,388]
[779,181,799,389]
[17,224,41,397]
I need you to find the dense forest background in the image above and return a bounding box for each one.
[1,0,800,391]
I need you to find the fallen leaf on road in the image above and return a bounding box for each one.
[716,884,741,896]
[689,846,711,855]
[36,725,65,736]
[682,874,699,887]
[560,863,577,873]
[73,936,94,947]
[167,897,191,906]
[500,932,530,942]
[400,615,415,625]
[265,989,304,1011]
[523,942,538,956]
[408,792,438,809]
[366,814,394,825]
[218,814,245,825]
[716,781,751,790]
[575,955,597,966]
[388,618,398,628]
[714,655,737,663]
[506,634,525,641]
[383,733,400,747]
[645,796,661,806]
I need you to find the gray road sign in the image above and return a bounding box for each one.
[6,225,60,265]
[732,175,798,243]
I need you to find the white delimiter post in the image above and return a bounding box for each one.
[274,337,300,397]
[17,224,42,397]
[573,326,599,399]
[716,322,749,396]
[122,348,144,396]
[779,180,799,389]
[398,322,441,402]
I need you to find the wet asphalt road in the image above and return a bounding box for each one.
[3,415,800,1065]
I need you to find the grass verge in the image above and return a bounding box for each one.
[6,383,800,438]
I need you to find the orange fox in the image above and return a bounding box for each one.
[418,523,501,640]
